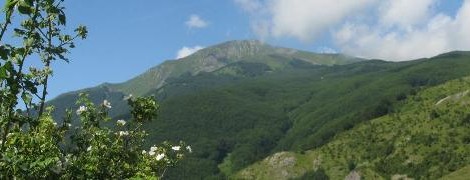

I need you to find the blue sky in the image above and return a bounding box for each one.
[2,0,469,99]
[49,0,262,98]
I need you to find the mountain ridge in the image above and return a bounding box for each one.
[48,40,365,118]
[45,43,470,179]
[49,39,468,102]
[108,40,363,96]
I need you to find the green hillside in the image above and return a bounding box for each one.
[136,51,470,179]
[111,40,362,96]
[47,40,362,121]
[235,76,470,179]
[440,165,470,180]
[46,41,470,179]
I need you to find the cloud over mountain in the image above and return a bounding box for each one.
[235,0,470,61]
[176,46,204,59]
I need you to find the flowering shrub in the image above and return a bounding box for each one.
[1,111,64,178]
[62,94,190,179]
[1,94,190,179]
[0,0,189,179]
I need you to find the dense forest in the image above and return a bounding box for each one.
[48,48,470,179]
[2,0,469,179]
[237,75,470,179]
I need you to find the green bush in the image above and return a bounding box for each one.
[0,0,189,178]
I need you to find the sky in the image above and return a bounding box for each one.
[2,0,469,99]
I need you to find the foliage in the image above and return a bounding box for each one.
[0,0,87,125]
[143,53,470,178]
[0,0,188,178]
[65,94,189,179]
[1,94,190,179]
[46,50,470,179]
[293,168,329,180]
[236,76,470,179]
[128,95,159,123]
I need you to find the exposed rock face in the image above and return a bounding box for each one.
[345,170,361,180]
[238,152,299,180]
[267,152,297,167]
[312,156,322,171]
[435,90,469,105]
[391,174,414,180]
[265,152,297,179]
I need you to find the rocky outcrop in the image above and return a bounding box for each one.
[345,170,361,180]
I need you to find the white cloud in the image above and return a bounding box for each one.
[452,0,470,48]
[335,0,470,61]
[268,0,376,41]
[185,15,208,28]
[236,0,470,61]
[380,0,436,29]
[236,0,376,41]
[176,46,204,59]
[317,47,338,54]
[335,21,449,61]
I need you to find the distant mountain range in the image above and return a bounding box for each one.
[47,40,470,179]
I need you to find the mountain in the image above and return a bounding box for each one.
[148,52,470,179]
[48,40,363,120]
[234,75,470,179]
[112,40,362,96]
[46,40,470,179]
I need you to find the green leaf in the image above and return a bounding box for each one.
[21,93,32,104]
[58,10,66,25]
[0,66,7,79]
[17,0,32,15]
[75,25,88,39]
[0,61,13,79]
[4,0,19,17]
[24,37,35,47]
[17,5,32,15]
[24,80,37,94]
[24,0,33,6]
[0,45,9,60]
[14,28,26,36]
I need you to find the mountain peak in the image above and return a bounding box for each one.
[190,40,275,60]
[218,39,265,47]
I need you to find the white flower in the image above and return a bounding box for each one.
[142,150,147,155]
[116,119,126,126]
[103,100,112,109]
[64,154,71,166]
[148,146,158,155]
[76,106,87,115]
[53,122,57,126]
[186,146,192,153]
[123,94,133,100]
[118,131,129,136]
[156,153,165,161]
[51,160,63,174]
[67,123,72,127]
[172,146,181,151]
[86,146,92,151]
